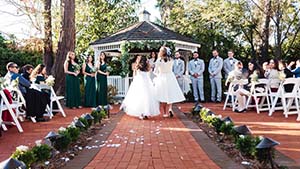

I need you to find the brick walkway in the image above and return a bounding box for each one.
[180,102,300,166]
[0,106,120,161]
[85,113,220,169]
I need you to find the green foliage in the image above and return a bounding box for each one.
[107,84,118,104]
[100,110,107,119]
[211,117,223,134]
[55,130,72,151]
[31,144,52,162]
[220,122,234,135]
[0,34,42,75]
[78,117,89,129]
[235,135,258,158]
[91,110,101,124]
[66,126,81,142]
[11,149,37,168]
[75,0,139,55]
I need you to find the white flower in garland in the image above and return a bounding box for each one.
[16,145,29,152]
[0,77,8,90]
[239,135,245,139]
[45,75,55,87]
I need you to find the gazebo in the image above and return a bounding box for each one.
[90,10,200,97]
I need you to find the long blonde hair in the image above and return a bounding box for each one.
[65,51,75,63]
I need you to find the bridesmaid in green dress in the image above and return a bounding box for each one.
[96,52,109,106]
[64,51,82,109]
[82,55,96,107]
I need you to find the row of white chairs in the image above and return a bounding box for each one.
[0,84,66,133]
[224,78,300,121]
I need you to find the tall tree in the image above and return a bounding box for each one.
[52,0,75,94]
[43,0,53,74]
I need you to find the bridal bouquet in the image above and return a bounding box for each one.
[73,64,81,72]
[90,67,97,73]
[278,71,286,81]
[45,75,55,87]
[250,70,258,83]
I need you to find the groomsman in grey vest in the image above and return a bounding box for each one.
[188,52,205,103]
[223,50,238,79]
[172,51,185,91]
[208,49,223,103]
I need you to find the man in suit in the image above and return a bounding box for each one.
[188,52,205,103]
[208,49,223,103]
[223,50,238,79]
[172,51,185,91]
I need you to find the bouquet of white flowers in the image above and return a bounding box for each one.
[278,71,286,81]
[250,70,258,83]
[90,67,97,73]
[45,75,55,87]
[73,64,81,72]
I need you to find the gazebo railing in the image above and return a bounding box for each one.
[108,75,190,98]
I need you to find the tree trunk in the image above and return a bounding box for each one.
[274,0,282,58]
[52,0,75,95]
[260,0,272,60]
[43,0,53,75]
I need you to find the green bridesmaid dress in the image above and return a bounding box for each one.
[65,63,81,108]
[84,64,96,107]
[96,63,108,106]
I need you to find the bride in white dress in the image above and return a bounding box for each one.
[121,56,160,119]
[153,46,185,117]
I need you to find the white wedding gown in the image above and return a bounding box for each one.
[121,70,160,118]
[153,59,186,104]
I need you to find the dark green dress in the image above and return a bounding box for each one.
[84,64,96,107]
[65,63,81,107]
[96,63,108,106]
[35,75,45,84]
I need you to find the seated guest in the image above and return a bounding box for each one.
[288,59,300,78]
[4,62,50,122]
[262,61,270,78]
[20,64,34,81]
[267,59,280,92]
[234,60,264,113]
[279,60,294,92]
[30,64,47,84]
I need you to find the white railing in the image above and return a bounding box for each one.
[107,76,133,97]
[108,75,191,98]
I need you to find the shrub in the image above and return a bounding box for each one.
[91,110,101,124]
[78,117,89,129]
[211,117,224,134]
[235,135,257,158]
[100,109,107,119]
[11,147,37,168]
[220,122,234,135]
[55,130,72,151]
[31,144,52,162]
[66,126,81,142]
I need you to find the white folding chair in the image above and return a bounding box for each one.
[279,78,300,120]
[223,79,247,111]
[36,84,66,119]
[246,79,271,114]
[6,86,36,123]
[0,90,23,132]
